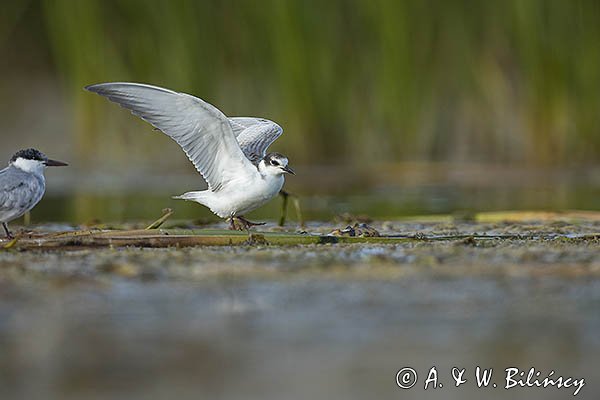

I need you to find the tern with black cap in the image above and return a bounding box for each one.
[0,148,68,238]
[86,82,295,230]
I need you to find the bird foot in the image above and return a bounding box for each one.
[228,216,266,231]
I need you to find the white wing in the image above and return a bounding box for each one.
[229,117,283,164]
[85,82,258,192]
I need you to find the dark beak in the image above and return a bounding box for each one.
[45,159,69,167]
[282,165,295,175]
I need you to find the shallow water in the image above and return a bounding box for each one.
[1,219,599,399]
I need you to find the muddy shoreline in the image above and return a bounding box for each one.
[1,215,599,399]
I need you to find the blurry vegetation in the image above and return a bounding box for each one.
[2,0,600,168]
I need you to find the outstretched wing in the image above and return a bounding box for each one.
[229,117,283,164]
[85,82,257,191]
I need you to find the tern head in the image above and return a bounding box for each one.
[259,152,295,176]
[9,148,68,174]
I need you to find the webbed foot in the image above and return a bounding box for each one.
[227,216,266,231]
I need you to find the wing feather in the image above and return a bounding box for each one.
[229,117,283,164]
[85,82,257,191]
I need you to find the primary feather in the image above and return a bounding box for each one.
[85,82,260,192]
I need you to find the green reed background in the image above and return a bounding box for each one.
[2,0,600,169]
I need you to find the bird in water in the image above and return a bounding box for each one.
[0,149,68,239]
[86,82,295,230]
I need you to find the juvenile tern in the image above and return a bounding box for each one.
[85,82,294,230]
[0,148,68,238]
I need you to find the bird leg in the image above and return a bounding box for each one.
[278,190,305,228]
[238,216,266,230]
[2,223,13,239]
[227,216,265,231]
[227,216,245,231]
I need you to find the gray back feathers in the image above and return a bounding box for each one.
[0,165,45,223]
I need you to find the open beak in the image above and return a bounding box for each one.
[45,159,69,167]
[281,165,295,175]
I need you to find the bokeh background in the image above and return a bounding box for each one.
[1,0,600,222]
[1,3,599,400]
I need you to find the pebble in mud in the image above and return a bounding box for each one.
[329,223,380,237]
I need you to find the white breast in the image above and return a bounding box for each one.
[201,174,284,218]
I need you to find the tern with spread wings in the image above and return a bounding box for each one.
[85,83,294,230]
